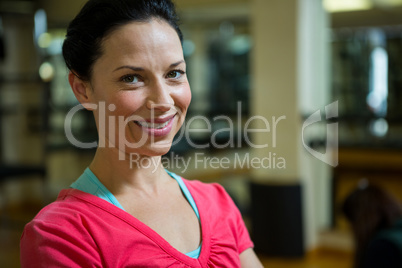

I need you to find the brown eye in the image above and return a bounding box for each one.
[166,70,184,79]
[122,75,139,83]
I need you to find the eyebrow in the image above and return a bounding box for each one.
[113,60,185,72]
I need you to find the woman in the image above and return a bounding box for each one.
[342,183,402,268]
[20,0,263,267]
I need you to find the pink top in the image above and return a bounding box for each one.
[20,179,253,267]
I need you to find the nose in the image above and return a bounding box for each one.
[146,79,174,112]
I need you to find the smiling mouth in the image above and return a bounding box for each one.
[135,120,171,129]
[134,114,176,129]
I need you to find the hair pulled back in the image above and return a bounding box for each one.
[62,0,182,81]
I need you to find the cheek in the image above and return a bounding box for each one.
[176,85,192,111]
[89,82,144,115]
[108,93,145,116]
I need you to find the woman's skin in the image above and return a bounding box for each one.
[69,18,263,267]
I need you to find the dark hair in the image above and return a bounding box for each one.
[342,183,402,268]
[62,0,183,81]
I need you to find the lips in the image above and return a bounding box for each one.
[134,114,176,137]
[135,120,170,129]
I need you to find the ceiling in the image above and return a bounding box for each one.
[2,0,402,29]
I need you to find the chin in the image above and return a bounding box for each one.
[130,142,172,157]
[145,148,171,157]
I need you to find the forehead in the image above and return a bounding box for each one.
[98,19,183,67]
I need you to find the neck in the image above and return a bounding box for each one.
[89,146,168,195]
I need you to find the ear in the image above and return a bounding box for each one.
[68,71,95,110]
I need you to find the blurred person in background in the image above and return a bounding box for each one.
[342,182,402,268]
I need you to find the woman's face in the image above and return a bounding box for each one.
[87,19,191,157]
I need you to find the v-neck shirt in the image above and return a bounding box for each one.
[21,174,254,267]
[70,168,201,258]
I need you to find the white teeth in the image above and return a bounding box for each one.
[136,120,170,129]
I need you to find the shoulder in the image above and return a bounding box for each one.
[364,238,401,268]
[181,178,231,201]
[180,177,254,255]
[20,189,103,267]
[28,189,96,223]
[22,190,93,241]
[22,188,111,240]
[180,177,240,215]
[374,220,402,250]
[363,221,402,268]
